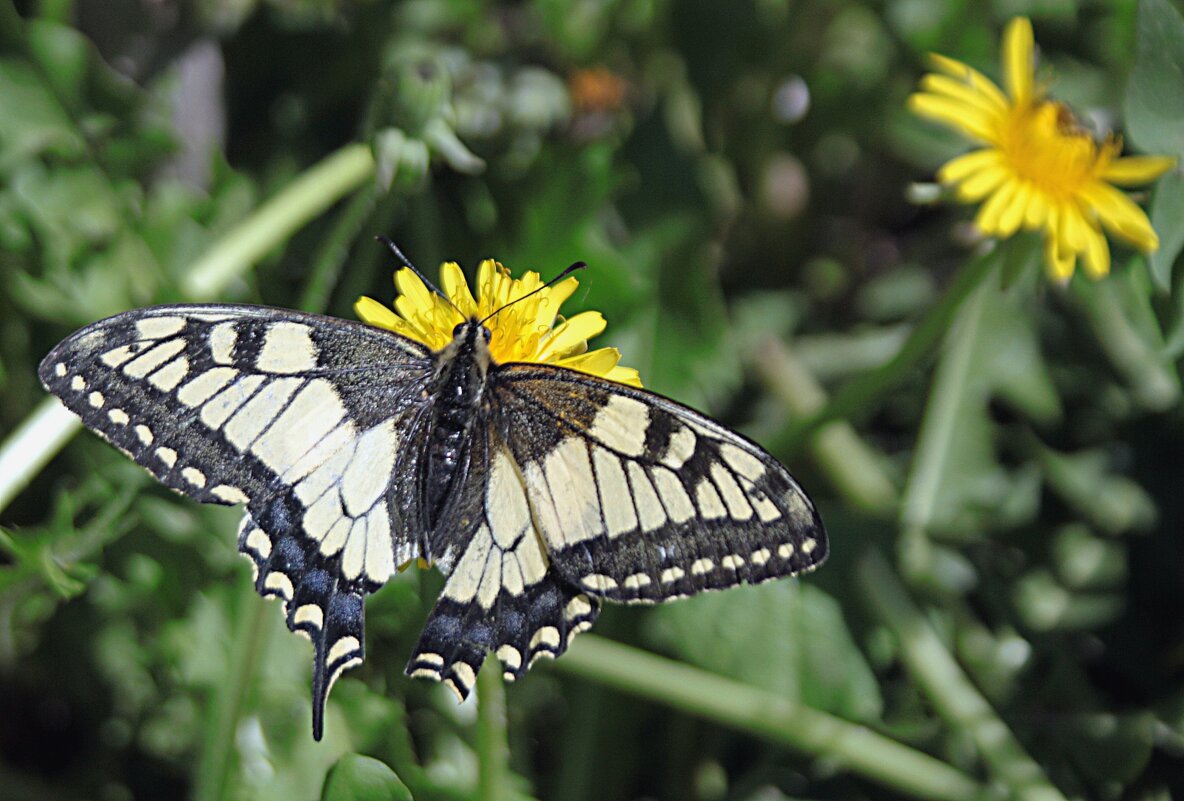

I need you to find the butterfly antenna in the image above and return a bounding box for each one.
[375,236,463,316]
[479,261,587,326]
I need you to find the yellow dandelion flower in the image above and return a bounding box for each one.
[356,259,642,387]
[909,17,1176,281]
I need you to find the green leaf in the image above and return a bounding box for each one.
[1148,170,1184,290]
[1126,0,1184,157]
[646,581,883,721]
[900,256,1059,538]
[322,754,413,801]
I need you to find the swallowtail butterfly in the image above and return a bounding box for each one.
[39,262,827,740]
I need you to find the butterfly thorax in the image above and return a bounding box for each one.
[424,319,493,525]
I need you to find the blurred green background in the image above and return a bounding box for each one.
[2,0,1184,799]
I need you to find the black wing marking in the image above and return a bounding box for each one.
[406,427,599,700]
[489,364,827,603]
[39,304,435,738]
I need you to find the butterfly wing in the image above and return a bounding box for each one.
[39,304,436,738]
[406,425,600,700]
[489,364,827,603]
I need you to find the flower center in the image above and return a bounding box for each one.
[999,101,1109,200]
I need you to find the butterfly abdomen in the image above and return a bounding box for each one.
[424,323,490,524]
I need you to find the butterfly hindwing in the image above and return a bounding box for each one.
[490,365,827,604]
[407,428,600,699]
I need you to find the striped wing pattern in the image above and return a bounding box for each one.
[39,304,434,739]
[403,365,827,700]
[41,305,828,737]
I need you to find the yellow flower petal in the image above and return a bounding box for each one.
[1003,17,1034,104]
[976,180,1019,234]
[357,260,642,385]
[909,93,997,142]
[1081,181,1160,250]
[953,163,1009,201]
[927,53,1009,109]
[1079,218,1111,278]
[919,73,1008,118]
[996,179,1030,236]
[1100,156,1177,186]
[1044,233,1076,283]
[938,149,1003,183]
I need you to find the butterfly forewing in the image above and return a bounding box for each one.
[490,365,827,603]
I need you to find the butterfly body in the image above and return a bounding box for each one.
[39,302,827,740]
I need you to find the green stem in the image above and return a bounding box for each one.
[752,336,898,515]
[476,665,511,801]
[181,143,375,299]
[1070,274,1179,411]
[0,398,81,515]
[556,635,991,801]
[771,251,998,456]
[857,551,1069,801]
[193,582,271,801]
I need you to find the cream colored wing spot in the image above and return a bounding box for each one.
[650,468,695,524]
[54,362,67,377]
[661,426,696,469]
[155,447,177,468]
[264,572,294,601]
[416,652,445,668]
[801,537,818,555]
[721,554,744,570]
[487,450,532,549]
[135,425,154,445]
[443,526,495,605]
[100,344,139,368]
[108,408,129,426]
[566,595,594,619]
[625,462,666,531]
[213,484,248,504]
[223,377,302,450]
[245,526,272,558]
[710,462,753,520]
[750,547,771,565]
[182,467,207,488]
[294,605,324,629]
[88,391,104,408]
[497,645,523,673]
[694,477,727,520]
[123,338,185,379]
[148,356,190,392]
[71,375,86,391]
[623,573,652,590]
[529,627,561,650]
[341,517,369,581]
[451,662,477,694]
[177,367,238,407]
[542,437,602,546]
[252,379,346,475]
[592,448,636,538]
[339,421,398,516]
[200,374,266,429]
[136,316,185,340]
[660,567,685,583]
[719,443,767,483]
[208,322,237,365]
[777,543,794,559]
[747,484,782,522]
[257,322,319,373]
[691,558,714,576]
[588,394,650,456]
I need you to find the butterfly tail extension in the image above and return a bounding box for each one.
[406,571,600,700]
[238,515,366,740]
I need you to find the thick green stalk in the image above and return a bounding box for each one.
[556,635,991,801]
[476,665,512,801]
[858,552,1069,801]
[0,398,81,515]
[752,336,897,515]
[193,583,271,801]
[182,144,375,299]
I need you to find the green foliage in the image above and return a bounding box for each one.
[2,2,1184,801]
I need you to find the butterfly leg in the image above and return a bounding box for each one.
[406,570,600,700]
[238,514,366,740]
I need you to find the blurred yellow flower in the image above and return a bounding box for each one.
[909,17,1176,281]
[356,260,642,387]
